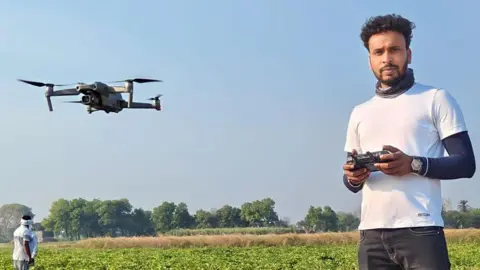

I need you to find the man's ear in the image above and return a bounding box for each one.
[407,48,412,64]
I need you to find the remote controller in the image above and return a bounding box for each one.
[346,150,391,172]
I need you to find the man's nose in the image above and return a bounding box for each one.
[382,52,393,63]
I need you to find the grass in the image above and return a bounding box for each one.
[44,228,480,249]
[165,227,297,236]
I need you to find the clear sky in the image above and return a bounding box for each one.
[1,1,478,223]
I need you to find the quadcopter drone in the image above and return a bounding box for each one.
[18,78,163,114]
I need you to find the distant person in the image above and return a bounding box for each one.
[12,215,35,270]
[342,13,476,269]
[30,231,38,265]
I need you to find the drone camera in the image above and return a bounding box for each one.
[81,95,91,105]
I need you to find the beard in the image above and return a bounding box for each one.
[374,61,408,87]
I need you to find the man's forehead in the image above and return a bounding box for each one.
[369,31,405,49]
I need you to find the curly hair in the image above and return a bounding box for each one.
[360,14,416,51]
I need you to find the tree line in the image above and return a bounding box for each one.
[0,197,361,241]
[442,199,480,228]
[38,197,365,240]
[0,197,477,242]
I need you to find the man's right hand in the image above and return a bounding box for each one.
[344,149,370,185]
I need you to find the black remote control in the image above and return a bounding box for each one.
[346,150,391,172]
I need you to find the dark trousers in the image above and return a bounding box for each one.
[358,226,450,270]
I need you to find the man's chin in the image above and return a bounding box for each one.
[380,76,401,87]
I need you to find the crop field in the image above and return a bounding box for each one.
[0,229,478,269]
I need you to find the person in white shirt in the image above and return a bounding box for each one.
[343,14,476,270]
[12,215,35,270]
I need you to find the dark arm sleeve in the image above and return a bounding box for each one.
[343,174,364,193]
[343,131,475,192]
[416,131,476,179]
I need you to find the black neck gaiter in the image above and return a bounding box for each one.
[375,68,415,98]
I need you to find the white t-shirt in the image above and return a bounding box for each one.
[12,225,34,261]
[344,82,467,230]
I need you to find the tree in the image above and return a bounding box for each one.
[458,200,471,213]
[240,198,279,227]
[128,208,155,236]
[302,206,323,233]
[442,198,452,213]
[172,202,194,229]
[194,209,219,228]
[42,199,72,239]
[336,212,360,232]
[216,205,244,228]
[151,202,176,233]
[0,204,34,242]
[322,206,338,232]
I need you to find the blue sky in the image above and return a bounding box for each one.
[0,1,478,223]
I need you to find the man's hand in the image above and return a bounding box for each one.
[374,145,413,176]
[344,149,370,185]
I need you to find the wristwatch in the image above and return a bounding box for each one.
[411,157,423,175]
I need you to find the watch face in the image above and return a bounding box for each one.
[412,158,422,171]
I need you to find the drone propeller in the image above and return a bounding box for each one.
[63,101,82,103]
[18,79,76,112]
[147,94,163,100]
[108,78,162,84]
[17,79,72,87]
[106,78,163,108]
[147,94,162,110]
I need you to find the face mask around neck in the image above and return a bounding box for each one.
[375,68,415,98]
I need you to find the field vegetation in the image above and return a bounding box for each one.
[0,197,478,268]
[0,229,474,269]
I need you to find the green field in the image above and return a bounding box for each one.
[0,243,478,269]
[0,230,479,269]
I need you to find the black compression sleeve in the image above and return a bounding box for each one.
[417,131,476,179]
[343,131,475,193]
[343,174,363,193]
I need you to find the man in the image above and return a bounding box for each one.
[30,231,38,265]
[12,215,35,270]
[342,14,476,269]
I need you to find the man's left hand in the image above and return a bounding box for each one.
[374,145,413,176]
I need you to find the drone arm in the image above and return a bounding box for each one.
[123,102,160,110]
[109,86,128,93]
[50,88,79,96]
[46,88,79,112]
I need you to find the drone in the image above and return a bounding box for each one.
[18,78,163,114]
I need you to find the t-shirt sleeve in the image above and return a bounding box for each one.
[344,107,361,153]
[432,89,468,140]
[31,234,38,256]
